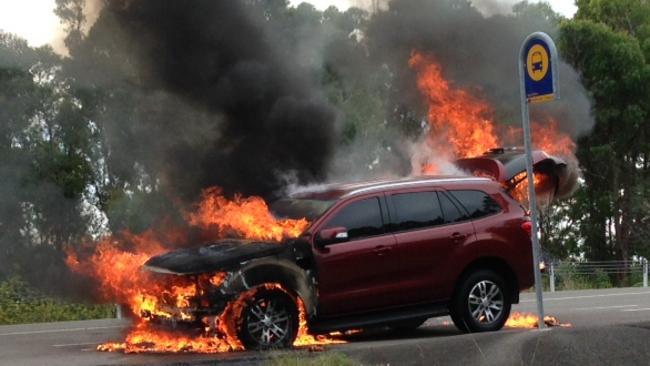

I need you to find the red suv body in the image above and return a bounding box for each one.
[145,175,534,349]
[308,176,534,317]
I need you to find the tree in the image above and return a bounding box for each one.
[0,31,99,288]
[560,2,650,270]
[54,0,87,51]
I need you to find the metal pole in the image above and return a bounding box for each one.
[643,258,648,287]
[519,36,545,330]
[550,262,555,293]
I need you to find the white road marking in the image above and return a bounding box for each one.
[621,308,650,312]
[521,291,650,303]
[52,342,99,348]
[0,325,126,336]
[575,305,638,311]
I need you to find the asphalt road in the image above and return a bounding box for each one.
[1,287,649,366]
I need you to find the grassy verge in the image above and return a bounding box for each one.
[0,276,114,325]
[267,351,360,366]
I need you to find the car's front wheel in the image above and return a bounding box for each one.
[237,288,299,350]
[450,269,511,333]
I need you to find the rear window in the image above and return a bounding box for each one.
[449,190,501,219]
[438,192,467,223]
[323,197,384,240]
[390,192,444,231]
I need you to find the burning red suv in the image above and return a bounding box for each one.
[144,174,535,349]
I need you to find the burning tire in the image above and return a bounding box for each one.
[237,288,299,350]
[450,269,511,333]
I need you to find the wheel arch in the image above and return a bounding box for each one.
[225,257,317,317]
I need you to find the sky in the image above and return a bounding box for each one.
[0,0,577,48]
[0,0,60,47]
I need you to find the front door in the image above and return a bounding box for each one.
[313,195,399,316]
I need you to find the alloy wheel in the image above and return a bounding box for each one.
[467,280,504,324]
[245,297,291,346]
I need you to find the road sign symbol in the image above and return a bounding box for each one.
[522,34,558,105]
[527,45,549,82]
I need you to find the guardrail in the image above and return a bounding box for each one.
[547,258,648,292]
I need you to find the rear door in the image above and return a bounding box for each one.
[434,192,477,299]
[313,194,401,315]
[387,189,476,302]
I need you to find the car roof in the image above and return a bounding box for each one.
[290,175,494,200]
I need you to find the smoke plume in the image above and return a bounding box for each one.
[70,0,337,201]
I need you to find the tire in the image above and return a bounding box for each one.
[237,288,299,350]
[449,269,511,333]
[388,317,428,331]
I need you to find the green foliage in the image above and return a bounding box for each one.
[0,277,114,325]
[558,1,650,266]
[540,192,586,259]
[267,352,360,366]
[553,263,613,290]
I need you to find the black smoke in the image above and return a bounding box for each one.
[72,0,337,201]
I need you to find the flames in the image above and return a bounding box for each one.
[67,188,338,354]
[409,51,576,174]
[409,52,499,159]
[188,187,309,242]
[506,312,572,328]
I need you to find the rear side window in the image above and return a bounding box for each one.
[390,192,444,231]
[449,190,501,219]
[324,197,384,240]
[438,192,467,223]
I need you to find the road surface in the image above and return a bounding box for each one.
[1,287,649,366]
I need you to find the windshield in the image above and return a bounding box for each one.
[271,198,335,222]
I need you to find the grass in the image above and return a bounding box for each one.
[0,276,114,325]
[267,351,361,366]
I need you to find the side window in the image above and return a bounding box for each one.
[323,197,384,240]
[390,191,444,231]
[438,192,467,223]
[449,190,502,219]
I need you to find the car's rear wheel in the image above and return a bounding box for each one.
[450,269,511,333]
[237,288,299,350]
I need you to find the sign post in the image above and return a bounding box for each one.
[518,32,559,330]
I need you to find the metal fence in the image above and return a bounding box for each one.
[547,258,648,292]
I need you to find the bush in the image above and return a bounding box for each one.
[592,269,613,288]
[552,263,613,290]
[629,270,645,287]
[0,276,114,325]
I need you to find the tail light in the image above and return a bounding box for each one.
[521,221,532,237]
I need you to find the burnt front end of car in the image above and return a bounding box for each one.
[138,240,295,330]
[139,267,239,330]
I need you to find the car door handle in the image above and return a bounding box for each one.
[373,245,392,256]
[450,233,466,243]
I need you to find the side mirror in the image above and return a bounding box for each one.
[315,227,349,248]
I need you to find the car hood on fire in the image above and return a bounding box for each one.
[143,239,285,275]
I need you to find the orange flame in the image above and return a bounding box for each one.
[188,187,309,241]
[506,312,572,328]
[507,171,559,209]
[67,188,339,354]
[409,51,499,159]
[409,51,576,175]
